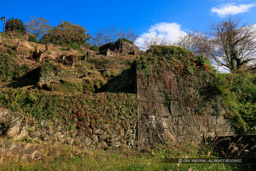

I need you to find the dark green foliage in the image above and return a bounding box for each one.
[147,45,192,58]
[0,55,28,82]
[40,21,91,50]
[5,18,26,33]
[68,42,80,50]
[28,34,37,42]
[137,46,211,76]
[194,55,210,67]
[216,73,256,134]
[90,44,100,53]
[0,89,138,131]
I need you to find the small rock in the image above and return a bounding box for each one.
[128,140,134,146]
[84,137,92,146]
[97,141,108,149]
[15,127,28,140]
[70,129,78,137]
[7,120,22,139]
[99,133,107,142]
[57,125,62,131]
[112,136,121,142]
[112,141,121,148]
[93,128,104,135]
[31,150,42,160]
[56,132,65,143]
[67,137,75,145]
[40,120,48,127]
[47,126,54,136]
[127,129,133,134]
[92,135,98,143]
[120,128,125,137]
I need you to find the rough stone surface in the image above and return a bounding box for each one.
[0,108,28,140]
[0,108,137,152]
[136,50,235,149]
[100,39,141,56]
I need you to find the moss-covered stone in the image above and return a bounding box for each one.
[136,46,234,148]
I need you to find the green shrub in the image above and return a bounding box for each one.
[68,42,80,50]
[18,35,24,39]
[194,55,209,67]
[147,45,192,58]
[28,34,37,42]
[216,73,256,134]
[90,44,100,53]
[39,21,91,49]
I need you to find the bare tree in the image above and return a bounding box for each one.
[92,27,137,46]
[26,17,52,40]
[207,17,256,72]
[177,32,209,56]
[142,36,167,51]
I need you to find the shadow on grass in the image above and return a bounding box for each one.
[7,67,40,88]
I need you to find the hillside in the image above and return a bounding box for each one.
[0,35,255,170]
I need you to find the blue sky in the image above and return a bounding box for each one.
[0,0,255,48]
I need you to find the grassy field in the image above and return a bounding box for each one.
[0,144,250,171]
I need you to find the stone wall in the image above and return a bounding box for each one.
[136,46,235,149]
[113,39,140,55]
[0,92,137,150]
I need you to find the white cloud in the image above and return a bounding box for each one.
[135,22,187,50]
[211,3,255,17]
